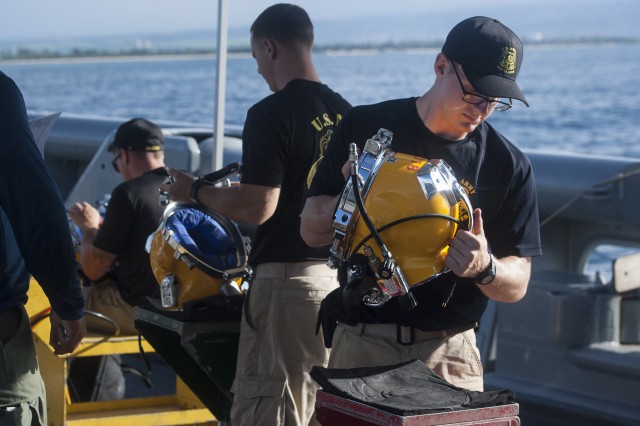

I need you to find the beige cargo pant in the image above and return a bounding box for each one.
[230,261,339,426]
[328,324,484,392]
[83,279,137,335]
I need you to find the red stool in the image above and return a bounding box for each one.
[315,390,520,426]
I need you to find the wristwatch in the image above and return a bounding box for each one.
[189,178,207,204]
[474,254,496,285]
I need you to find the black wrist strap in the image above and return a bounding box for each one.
[190,178,207,204]
[474,254,496,285]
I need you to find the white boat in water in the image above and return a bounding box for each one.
[29,110,640,425]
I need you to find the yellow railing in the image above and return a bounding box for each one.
[26,278,217,426]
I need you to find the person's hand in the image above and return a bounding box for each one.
[445,208,491,278]
[159,167,196,203]
[341,161,351,181]
[67,202,101,232]
[49,310,86,355]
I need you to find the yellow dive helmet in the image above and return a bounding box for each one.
[148,201,252,311]
[329,128,473,310]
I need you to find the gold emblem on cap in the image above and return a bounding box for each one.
[497,47,517,75]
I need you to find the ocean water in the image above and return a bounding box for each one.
[3,43,640,158]
[3,43,640,280]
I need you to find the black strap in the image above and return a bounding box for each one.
[137,333,153,378]
[201,162,241,185]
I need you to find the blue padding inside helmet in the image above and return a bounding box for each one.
[166,208,238,271]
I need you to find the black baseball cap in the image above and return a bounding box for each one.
[108,117,164,152]
[442,16,528,106]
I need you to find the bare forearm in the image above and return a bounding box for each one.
[197,184,279,225]
[476,256,530,303]
[163,168,279,225]
[79,228,113,281]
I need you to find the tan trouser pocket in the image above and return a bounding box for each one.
[230,375,287,426]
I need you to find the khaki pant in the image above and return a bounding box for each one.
[230,261,339,426]
[0,305,47,425]
[83,279,137,335]
[328,323,484,392]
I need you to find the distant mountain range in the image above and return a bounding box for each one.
[1,2,638,59]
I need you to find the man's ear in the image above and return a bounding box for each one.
[264,38,277,60]
[434,52,448,77]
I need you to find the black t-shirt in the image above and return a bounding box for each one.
[93,167,168,306]
[309,97,542,330]
[241,79,351,266]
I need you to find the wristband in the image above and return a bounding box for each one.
[190,178,206,204]
[473,254,496,285]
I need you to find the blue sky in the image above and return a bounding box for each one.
[6,1,396,40]
[1,0,638,43]
[1,1,505,40]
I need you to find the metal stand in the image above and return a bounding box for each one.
[134,307,240,423]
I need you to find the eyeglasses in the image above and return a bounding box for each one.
[450,61,512,112]
[111,153,121,173]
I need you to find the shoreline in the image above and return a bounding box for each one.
[2,38,638,65]
[0,52,249,66]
